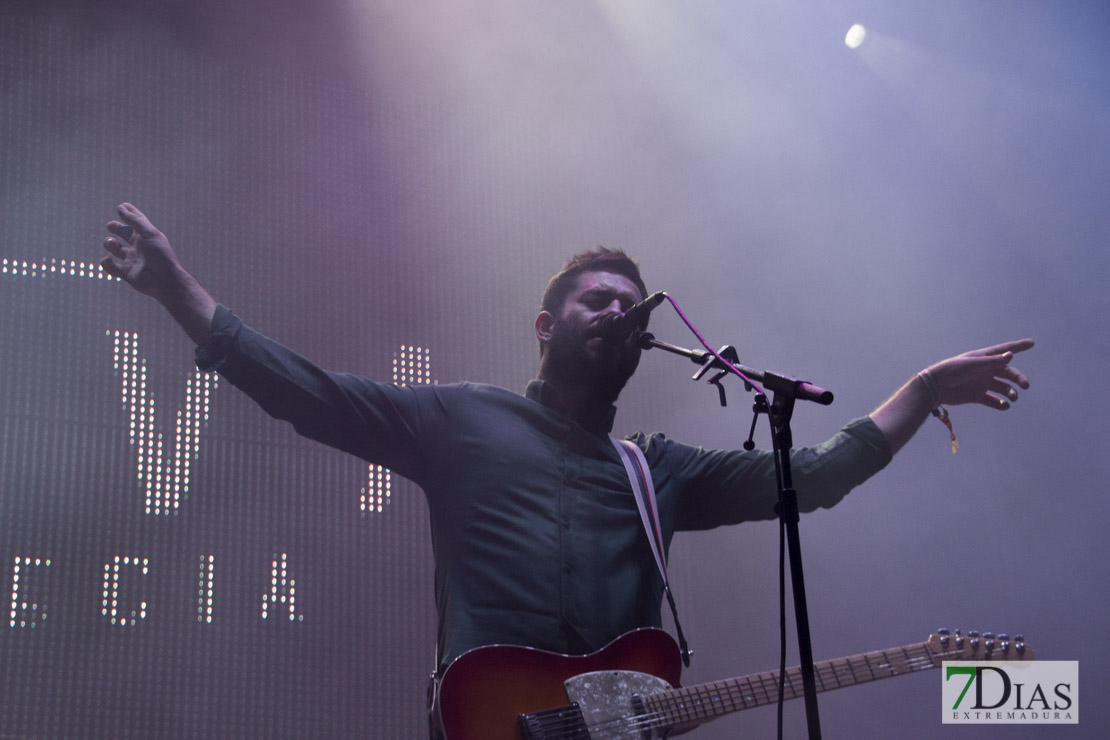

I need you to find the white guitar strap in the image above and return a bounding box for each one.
[610,436,692,666]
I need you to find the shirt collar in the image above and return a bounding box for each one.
[525,379,617,435]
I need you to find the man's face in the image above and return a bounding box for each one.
[542,270,644,398]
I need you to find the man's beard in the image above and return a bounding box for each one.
[545,315,641,403]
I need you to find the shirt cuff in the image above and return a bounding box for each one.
[194,305,241,371]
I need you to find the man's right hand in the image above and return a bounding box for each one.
[101,203,217,345]
[101,202,184,299]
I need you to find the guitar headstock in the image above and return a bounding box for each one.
[926,630,1034,662]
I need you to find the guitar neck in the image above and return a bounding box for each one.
[643,641,939,726]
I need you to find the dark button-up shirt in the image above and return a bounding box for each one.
[197,306,892,670]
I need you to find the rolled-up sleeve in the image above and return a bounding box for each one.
[635,417,892,531]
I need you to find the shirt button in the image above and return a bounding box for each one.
[562,520,570,530]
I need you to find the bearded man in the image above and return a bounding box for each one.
[101,202,1033,737]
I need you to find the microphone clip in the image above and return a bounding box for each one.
[692,345,740,407]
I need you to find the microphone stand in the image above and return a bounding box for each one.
[638,332,832,740]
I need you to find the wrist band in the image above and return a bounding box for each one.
[916,369,941,406]
[917,370,958,453]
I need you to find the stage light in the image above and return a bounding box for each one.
[845,24,867,49]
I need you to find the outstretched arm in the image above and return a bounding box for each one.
[100,203,217,345]
[870,339,1034,455]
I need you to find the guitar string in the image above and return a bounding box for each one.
[522,642,1026,739]
[632,642,1021,732]
[531,648,934,739]
[625,645,992,733]
[538,642,1023,738]
[632,649,939,730]
[523,648,933,739]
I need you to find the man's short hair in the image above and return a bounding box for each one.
[540,247,647,316]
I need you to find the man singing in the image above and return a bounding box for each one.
[101,202,1032,736]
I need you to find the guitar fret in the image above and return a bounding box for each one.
[780,668,795,700]
[914,645,938,669]
[682,685,700,720]
[662,690,677,723]
[692,686,708,717]
[855,650,884,682]
[898,647,915,674]
[769,670,786,702]
[697,682,725,718]
[835,655,850,682]
[862,652,879,682]
[851,657,867,683]
[649,691,672,724]
[738,676,760,707]
[682,685,699,719]
[816,660,839,690]
[745,675,762,706]
[711,681,732,717]
[716,679,739,714]
[753,672,771,706]
[695,681,719,718]
[851,659,866,682]
[686,686,702,720]
[676,686,695,723]
[814,664,831,691]
[737,678,759,710]
[757,674,773,704]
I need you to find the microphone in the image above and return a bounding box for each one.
[601,291,667,342]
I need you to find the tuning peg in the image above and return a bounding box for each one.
[998,633,1011,655]
[937,628,950,648]
[1015,635,1026,657]
[938,628,950,635]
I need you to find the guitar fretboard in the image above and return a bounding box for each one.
[643,642,940,726]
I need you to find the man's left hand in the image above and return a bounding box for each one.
[924,338,1034,410]
[870,338,1035,454]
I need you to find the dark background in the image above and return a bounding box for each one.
[2,1,1106,737]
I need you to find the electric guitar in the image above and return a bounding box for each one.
[436,627,1033,739]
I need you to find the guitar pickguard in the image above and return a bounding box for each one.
[562,670,673,739]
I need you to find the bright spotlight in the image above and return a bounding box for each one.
[845,24,866,49]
